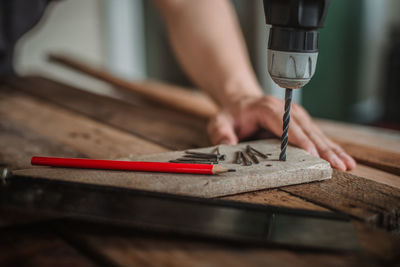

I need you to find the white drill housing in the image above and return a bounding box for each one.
[267,50,319,89]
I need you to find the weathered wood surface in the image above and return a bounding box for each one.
[316,119,400,175]
[0,115,82,170]
[1,76,400,265]
[5,76,209,150]
[7,76,400,178]
[222,189,328,211]
[3,77,399,230]
[9,75,399,176]
[0,88,167,160]
[282,170,400,231]
[0,224,96,267]
[0,86,315,213]
[63,232,380,267]
[350,164,400,189]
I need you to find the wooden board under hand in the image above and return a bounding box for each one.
[13,140,331,198]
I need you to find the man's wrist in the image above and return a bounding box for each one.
[217,76,263,108]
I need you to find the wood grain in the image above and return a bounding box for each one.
[351,164,400,189]
[11,74,398,176]
[335,141,400,175]
[0,226,96,267]
[316,119,400,175]
[9,76,400,177]
[353,221,400,262]
[221,189,328,211]
[2,77,400,265]
[316,119,400,154]
[61,230,382,267]
[5,75,209,150]
[0,89,167,159]
[0,115,83,170]
[4,78,400,230]
[282,170,400,231]
[2,81,362,265]
[0,83,322,209]
[48,54,219,120]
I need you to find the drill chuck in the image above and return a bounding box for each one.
[267,50,318,89]
[263,0,330,89]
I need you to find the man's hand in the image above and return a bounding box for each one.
[154,0,355,171]
[207,95,356,171]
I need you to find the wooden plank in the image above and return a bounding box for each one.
[335,141,400,175]
[1,81,359,265]
[0,83,323,211]
[282,170,400,231]
[13,140,332,198]
[351,164,400,189]
[61,229,382,267]
[4,79,400,230]
[353,221,400,262]
[10,76,399,174]
[222,189,328,211]
[316,119,400,175]
[316,119,400,153]
[0,87,162,226]
[0,88,167,159]
[10,75,397,191]
[3,78,399,264]
[11,76,400,180]
[5,76,209,150]
[0,115,83,170]
[0,83,351,266]
[0,226,97,267]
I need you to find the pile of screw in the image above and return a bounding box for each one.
[169,147,225,164]
[234,145,271,166]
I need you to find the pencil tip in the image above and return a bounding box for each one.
[227,169,236,172]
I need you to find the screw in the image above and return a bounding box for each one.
[234,151,243,164]
[240,152,252,166]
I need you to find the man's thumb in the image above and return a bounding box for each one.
[207,113,238,145]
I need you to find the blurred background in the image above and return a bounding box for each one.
[14,0,400,128]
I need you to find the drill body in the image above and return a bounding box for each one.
[263,0,330,89]
[262,0,330,160]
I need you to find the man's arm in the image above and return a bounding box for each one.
[152,0,355,171]
[153,0,261,107]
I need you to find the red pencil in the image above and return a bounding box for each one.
[31,156,234,175]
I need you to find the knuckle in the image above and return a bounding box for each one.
[319,148,334,158]
[303,142,315,151]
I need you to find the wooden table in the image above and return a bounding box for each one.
[1,76,400,266]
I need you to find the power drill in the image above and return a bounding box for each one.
[263,0,330,160]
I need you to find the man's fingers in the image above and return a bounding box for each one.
[305,130,348,171]
[292,110,356,171]
[258,110,318,157]
[287,121,319,157]
[324,138,357,170]
[324,151,347,171]
[336,150,357,170]
[308,122,356,171]
[207,113,238,145]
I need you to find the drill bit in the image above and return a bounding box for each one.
[279,88,293,161]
